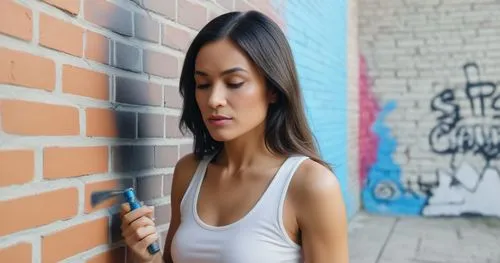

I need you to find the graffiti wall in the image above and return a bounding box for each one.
[424,63,500,216]
[359,0,500,217]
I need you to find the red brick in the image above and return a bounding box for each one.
[115,77,163,106]
[0,150,34,187]
[180,144,192,157]
[154,203,171,226]
[165,115,183,138]
[154,146,178,168]
[0,243,31,263]
[162,24,192,51]
[0,188,78,236]
[42,217,108,263]
[0,100,79,136]
[85,31,110,64]
[110,213,123,243]
[84,179,133,213]
[85,108,117,137]
[138,113,165,138]
[142,0,175,20]
[42,0,80,15]
[137,175,163,201]
[163,174,173,195]
[235,0,253,11]
[86,247,126,263]
[0,1,32,41]
[86,108,137,138]
[143,50,178,78]
[112,145,154,172]
[0,48,55,91]
[135,14,160,43]
[208,9,224,21]
[164,85,183,108]
[62,65,109,100]
[247,0,268,8]
[114,42,141,72]
[216,0,234,10]
[84,0,132,36]
[39,14,84,57]
[44,146,108,179]
[178,0,207,30]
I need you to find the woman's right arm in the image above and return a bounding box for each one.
[162,153,199,263]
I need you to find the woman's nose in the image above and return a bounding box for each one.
[207,83,227,108]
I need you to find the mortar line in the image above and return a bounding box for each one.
[375,217,399,263]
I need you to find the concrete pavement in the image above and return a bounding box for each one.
[348,212,500,263]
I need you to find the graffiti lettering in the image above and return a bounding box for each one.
[464,62,498,117]
[430,88,461,133]
[429,63,500,162]
[430,124,500,159]
[493,95,500,119]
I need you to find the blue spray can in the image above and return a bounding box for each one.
[123,188,161,254]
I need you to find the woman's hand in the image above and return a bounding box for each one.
[120,203,160,263]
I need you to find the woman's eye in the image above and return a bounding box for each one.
[196,84,210,89]
[227,82,244,88]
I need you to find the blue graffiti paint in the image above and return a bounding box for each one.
[284,0,354,217]
[362,101,428,215]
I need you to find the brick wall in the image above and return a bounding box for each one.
[359,0,500,217]
[0,0,360,261]
[0,0,284,262]
[346,0,360,218]
[284,0,360,218]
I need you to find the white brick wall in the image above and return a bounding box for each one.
[359,0,500,216]
[347,0,360,218]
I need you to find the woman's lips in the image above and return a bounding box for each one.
[208,115,232,126]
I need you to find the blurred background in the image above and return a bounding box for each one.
[0,0,499,262]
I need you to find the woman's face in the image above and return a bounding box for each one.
[194,38,274,142]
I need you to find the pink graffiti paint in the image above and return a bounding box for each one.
[358,55,380,186]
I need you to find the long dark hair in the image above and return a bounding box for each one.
[178,10,332,171]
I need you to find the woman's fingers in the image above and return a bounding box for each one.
[124,225,157,244]
[121,205,154,226]
[122,216,155,238]
[119,202,159,262]
[136,231,160,251]
[120,203,131,218]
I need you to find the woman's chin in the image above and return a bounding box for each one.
[208,131,236,142]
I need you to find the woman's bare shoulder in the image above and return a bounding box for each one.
[289,158,349,261]
[288,158,346,220]
[290,159,340,197]
[175,152,200,175]
[171,153,201,203]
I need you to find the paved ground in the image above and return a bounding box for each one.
[348,212,500,263]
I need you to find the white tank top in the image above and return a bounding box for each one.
[170,154,309,263]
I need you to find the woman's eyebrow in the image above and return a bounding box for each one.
[195,67,248,76]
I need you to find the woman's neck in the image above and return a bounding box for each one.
[216,124,275,172]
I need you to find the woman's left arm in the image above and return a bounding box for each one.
[295,161,350,263]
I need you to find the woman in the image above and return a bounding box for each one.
[120,10,349,263]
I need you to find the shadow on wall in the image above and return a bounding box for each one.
[86,0,190,261]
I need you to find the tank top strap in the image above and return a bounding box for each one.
[275,155,309,204]
[179,151,219,212]
[256,155,310,218]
